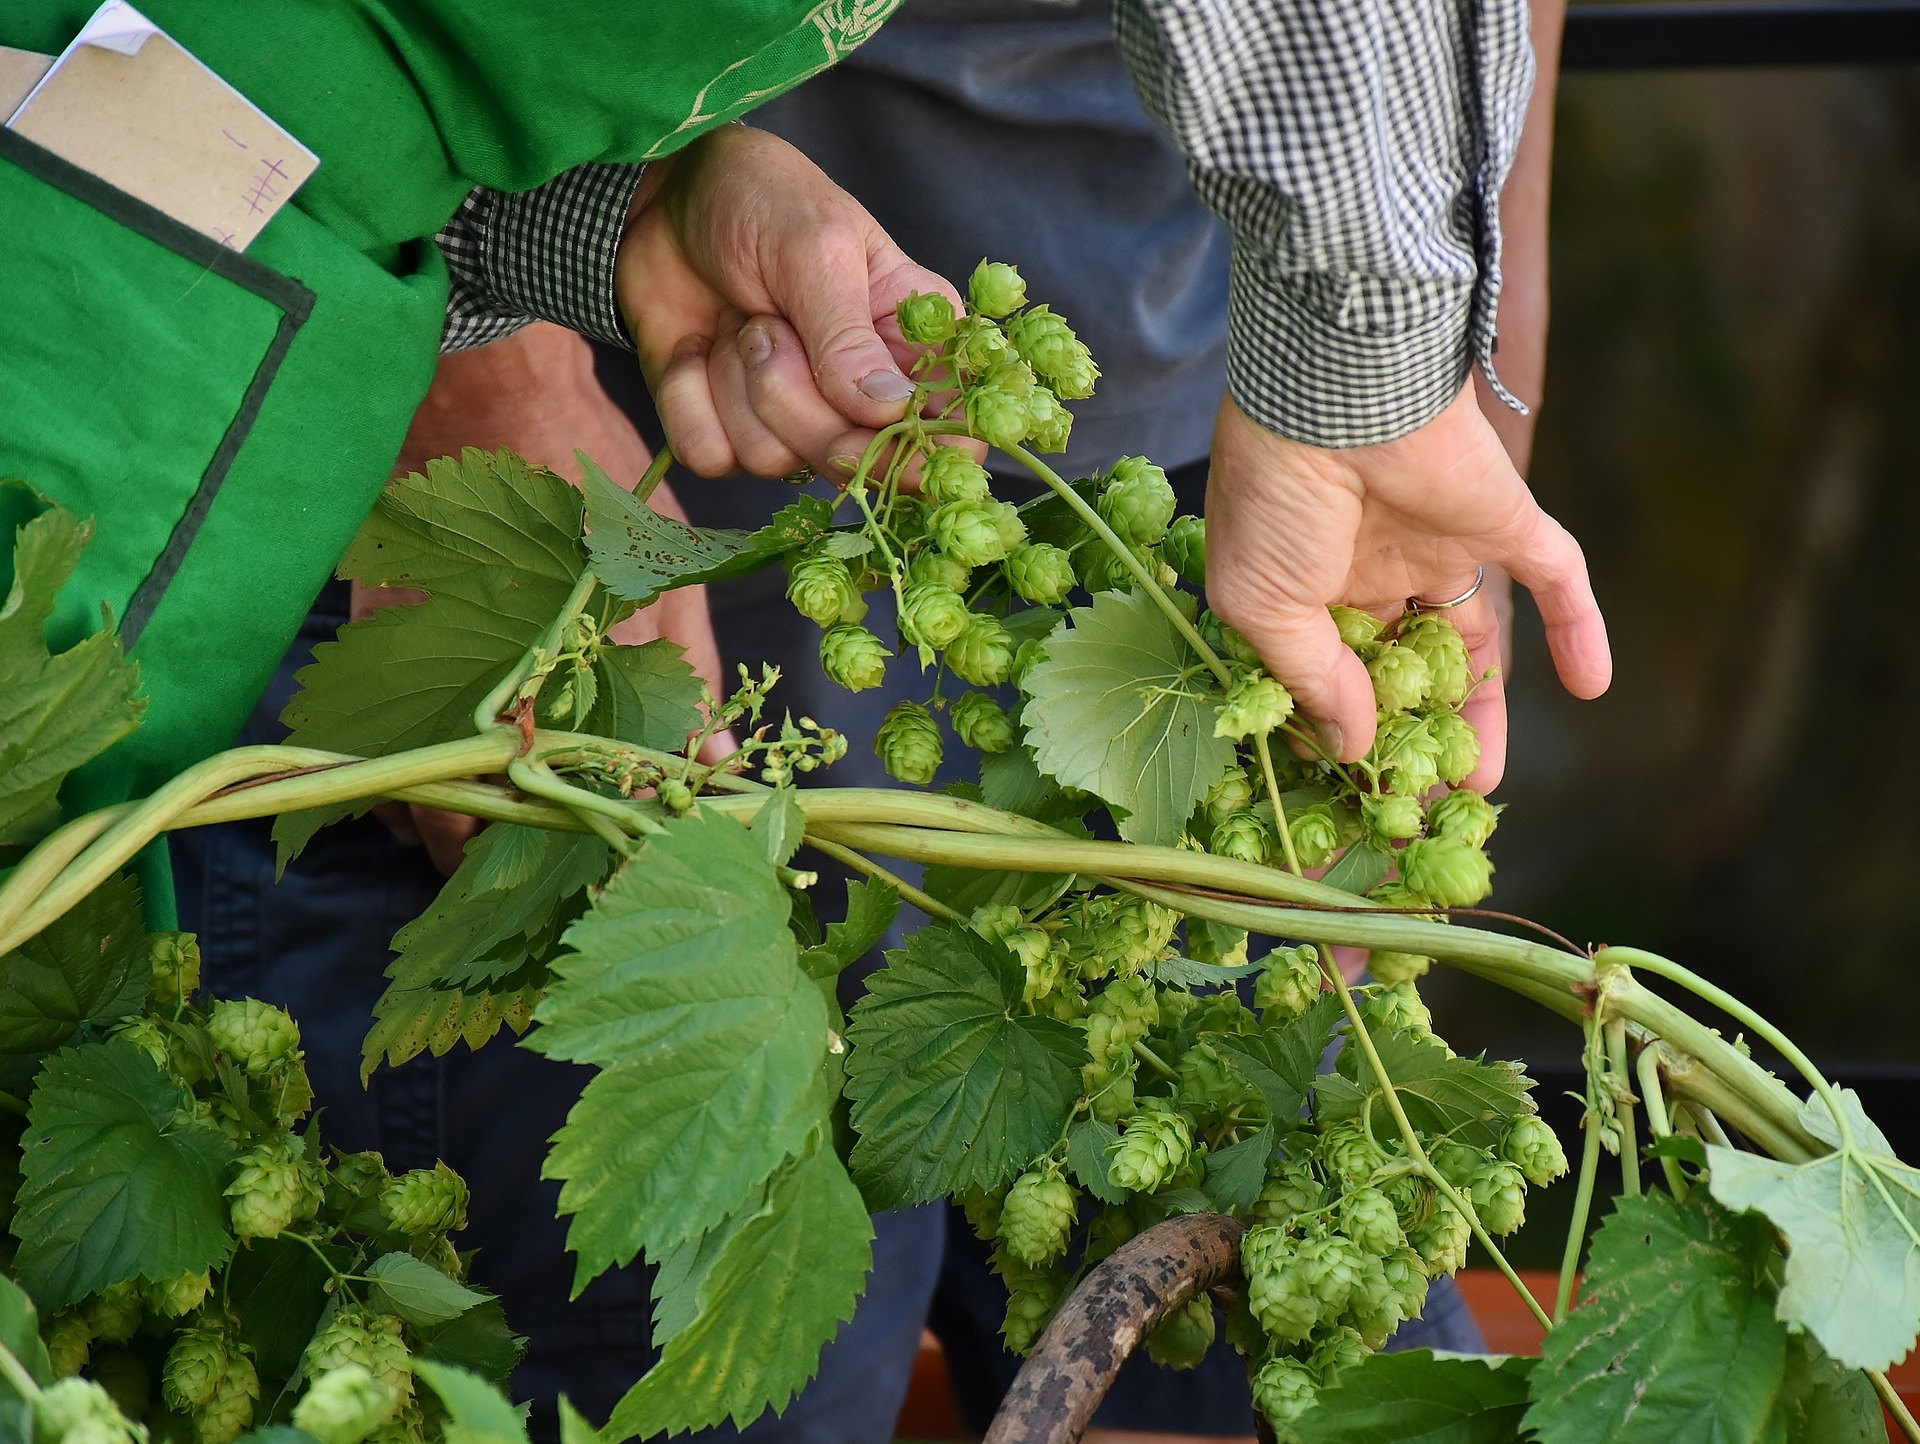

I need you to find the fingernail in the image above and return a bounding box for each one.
[738,325,773,368]
[673,336,708,363]
[1317,720,1346,759]
[857,370,915,403]
[828,453,861,478]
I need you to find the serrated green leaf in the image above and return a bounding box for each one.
[0,1276,51,1397]
[1707,1087,1920,1372]
[1321,842,1391,897]
[977,745,1085,824]
[1150,954,1265,989]
[1067,1121,1125,1205]
[0,489,146,847]
[582,640,707,753]
[1779,1329,1882,1442]
[1317,1025,1533,1151]
[224,1234,338,1381]
[413,1360,530,1444]
[603,1131,872,1441]
[276,451,588,862]
[750,789,808,867]
[582,461,833,603]
[0,873,148,1087]
[814,879,900,974]
[413,1299,526,1387]
[529,812,830,1288]
[1019,588,1233,845]
[818,531,872,560]
[361,975,545,1081]
[12,1042,234,1308]
[1294,1350,1533,1442]
[557,1399,597,1444]
[1525,1190,1879,1444]
[1213,995,1341,1124]
[365,1252,489,1326]
[1204,1125,1275,1213]
[844,924,1082,1208]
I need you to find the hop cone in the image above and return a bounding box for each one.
[1362,792,1423,844]
[1251,1164,1324,1228]
[305,1311,413,1409]
[1097,458,1175,547]
[44,1314,92,1380]
[1209,809,1270,865]
[874,701,943,786]
[382,1161,469,1237]
[1372,982,1433,1039]
[294,1365,398,1444]
[988,499,1029,553]
[83,1283,141,1345]
[1189,990,1259,1036]
[1376,715,1444,797]
[1426,712,1480,786]
[1014,933,1066,1005]
[34,1378,125,1444]
[1400,614,1472,706]
[1251,1358,1319,1432]
[1502,1115,1569,1187]
[144,1271,212,1319]
[954,315,1013,377]
[1105,896,1178,975]
[149,932,201,1005]
[1006,543,1075,605]
[920,446,992,505]
[1007,305,1098,399]
[928,499,1005,568]
[1366,644,1432,714]
[1294,1233,1368,1318]
[1381,1245,1432,1327]
[960,1186,1007,1241]
[195,1349,258,1444]
[1145,1295,1215,1371]
[228,1135,309,1241]
[1285,805,1342,871]
[1412,1197,1471,1275]
[1319,1124,1387,1189]
[1339,1188,1405,1257]
[1203,768,1253,828]
[1309,1325,1369,1385]
[112,1015,172,1073]
[1254,946,1321,1021]
[966,383,1032,451]
[950,692,1014,754]
[1382,1173,1437,1233]
[1401,836,1494,908]
[1084,1206,1138,1268]
[1468,1160,1528,1236]
[205,998,299,1075]
[163,1321,230,1412]
[1081,978,1154,1089]
[1176,1042,1258,1120]
[1368,950,1432,987]
[896,290,957,345]
[1187,920,1249,969]
[1001,1170,1078,1267]
[895,582,967,651]
[1214,671,1293,741]
[1025,388,1072,453]
[946,613,1015,687]
[1428,1140,1485,1189]
[909,549,971,591]
[1426,788,1500,848]
[1330,604,1384,651]
[1244,1232,1318,1344]
[785,556,865,628]
[1163,515,1206,587]
[1108,1108,1192,1193]
[819,623,891,692]
[972,903,1023,946]
[968,259,1027,317]
[364,1402,426,1444]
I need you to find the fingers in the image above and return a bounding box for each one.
[706,313,806,478]
[1224,598,1380,762]
[768,226,921,430]
[654,337,737,477]
[1445,588,1509,792]
[1493,509,1612,700]
[732,315,882,477]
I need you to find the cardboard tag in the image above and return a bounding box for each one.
[0,46,54,116]
[6,1,318,251]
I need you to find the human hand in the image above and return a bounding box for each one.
[615,125,962,480]
[368,323,732,874]
[1203,384,1611,789]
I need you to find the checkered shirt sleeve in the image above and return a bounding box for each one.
[436,162,648,354]
[1114,0,1535,449]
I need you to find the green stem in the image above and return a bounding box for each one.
[1253,734,1302,876]
[1003,442,1233,687]
[1873,1371,1920,1443]
[1636,1045,1688,1199]
[283,1231,349,1282]
[506,755,657,848]
[1596,946,1850,1151]
[0,1339,42,1402]
[635,444,673,503]
[801,834,961,922]
[0,1090,26,1118]
[470,568,600,734]
[1607,1016,1640,1199]
[1556,1093,1604,1321]
[1132,1041,1178,1082]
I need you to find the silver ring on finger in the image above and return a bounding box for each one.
[1408,565,1485,612]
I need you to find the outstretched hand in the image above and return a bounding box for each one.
[1203,384,1611,789]
[616,125,960,480]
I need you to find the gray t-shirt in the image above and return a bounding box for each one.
[748,0,1229,474]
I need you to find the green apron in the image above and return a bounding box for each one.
[0,0,899,912]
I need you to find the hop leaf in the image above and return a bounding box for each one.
[785,556,866,628]
[1254,946,1321,1022]
[930,500,1010,568]
[1007,543,1076,605]
[1108,1106,1192,1193]
[1146,1294,1215,1371]
[1400,836,1494,908]
[205,998,299,1075]
[945,613,1015,688]
[1001,1170,1078,1267]
[1214,671,1294,741]
[1426,788,1500,848]
[920,447,992,505]
[381,1161,469,1238]
[1503,1115,1569,1187]
[949,692,1014,755]
[1366,645,1432,713]
[294,1365,398,1444]
[820,623,892,692]
[1163,515,1206,587]
[968,260,1028,317]
[874,701,944,786]
[896,291,957,346]
[1097,458,1176,547]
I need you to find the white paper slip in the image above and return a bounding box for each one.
[6,0,319,251]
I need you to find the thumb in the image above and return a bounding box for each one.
[773,232,919,429]
[1221,598,1380,763]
